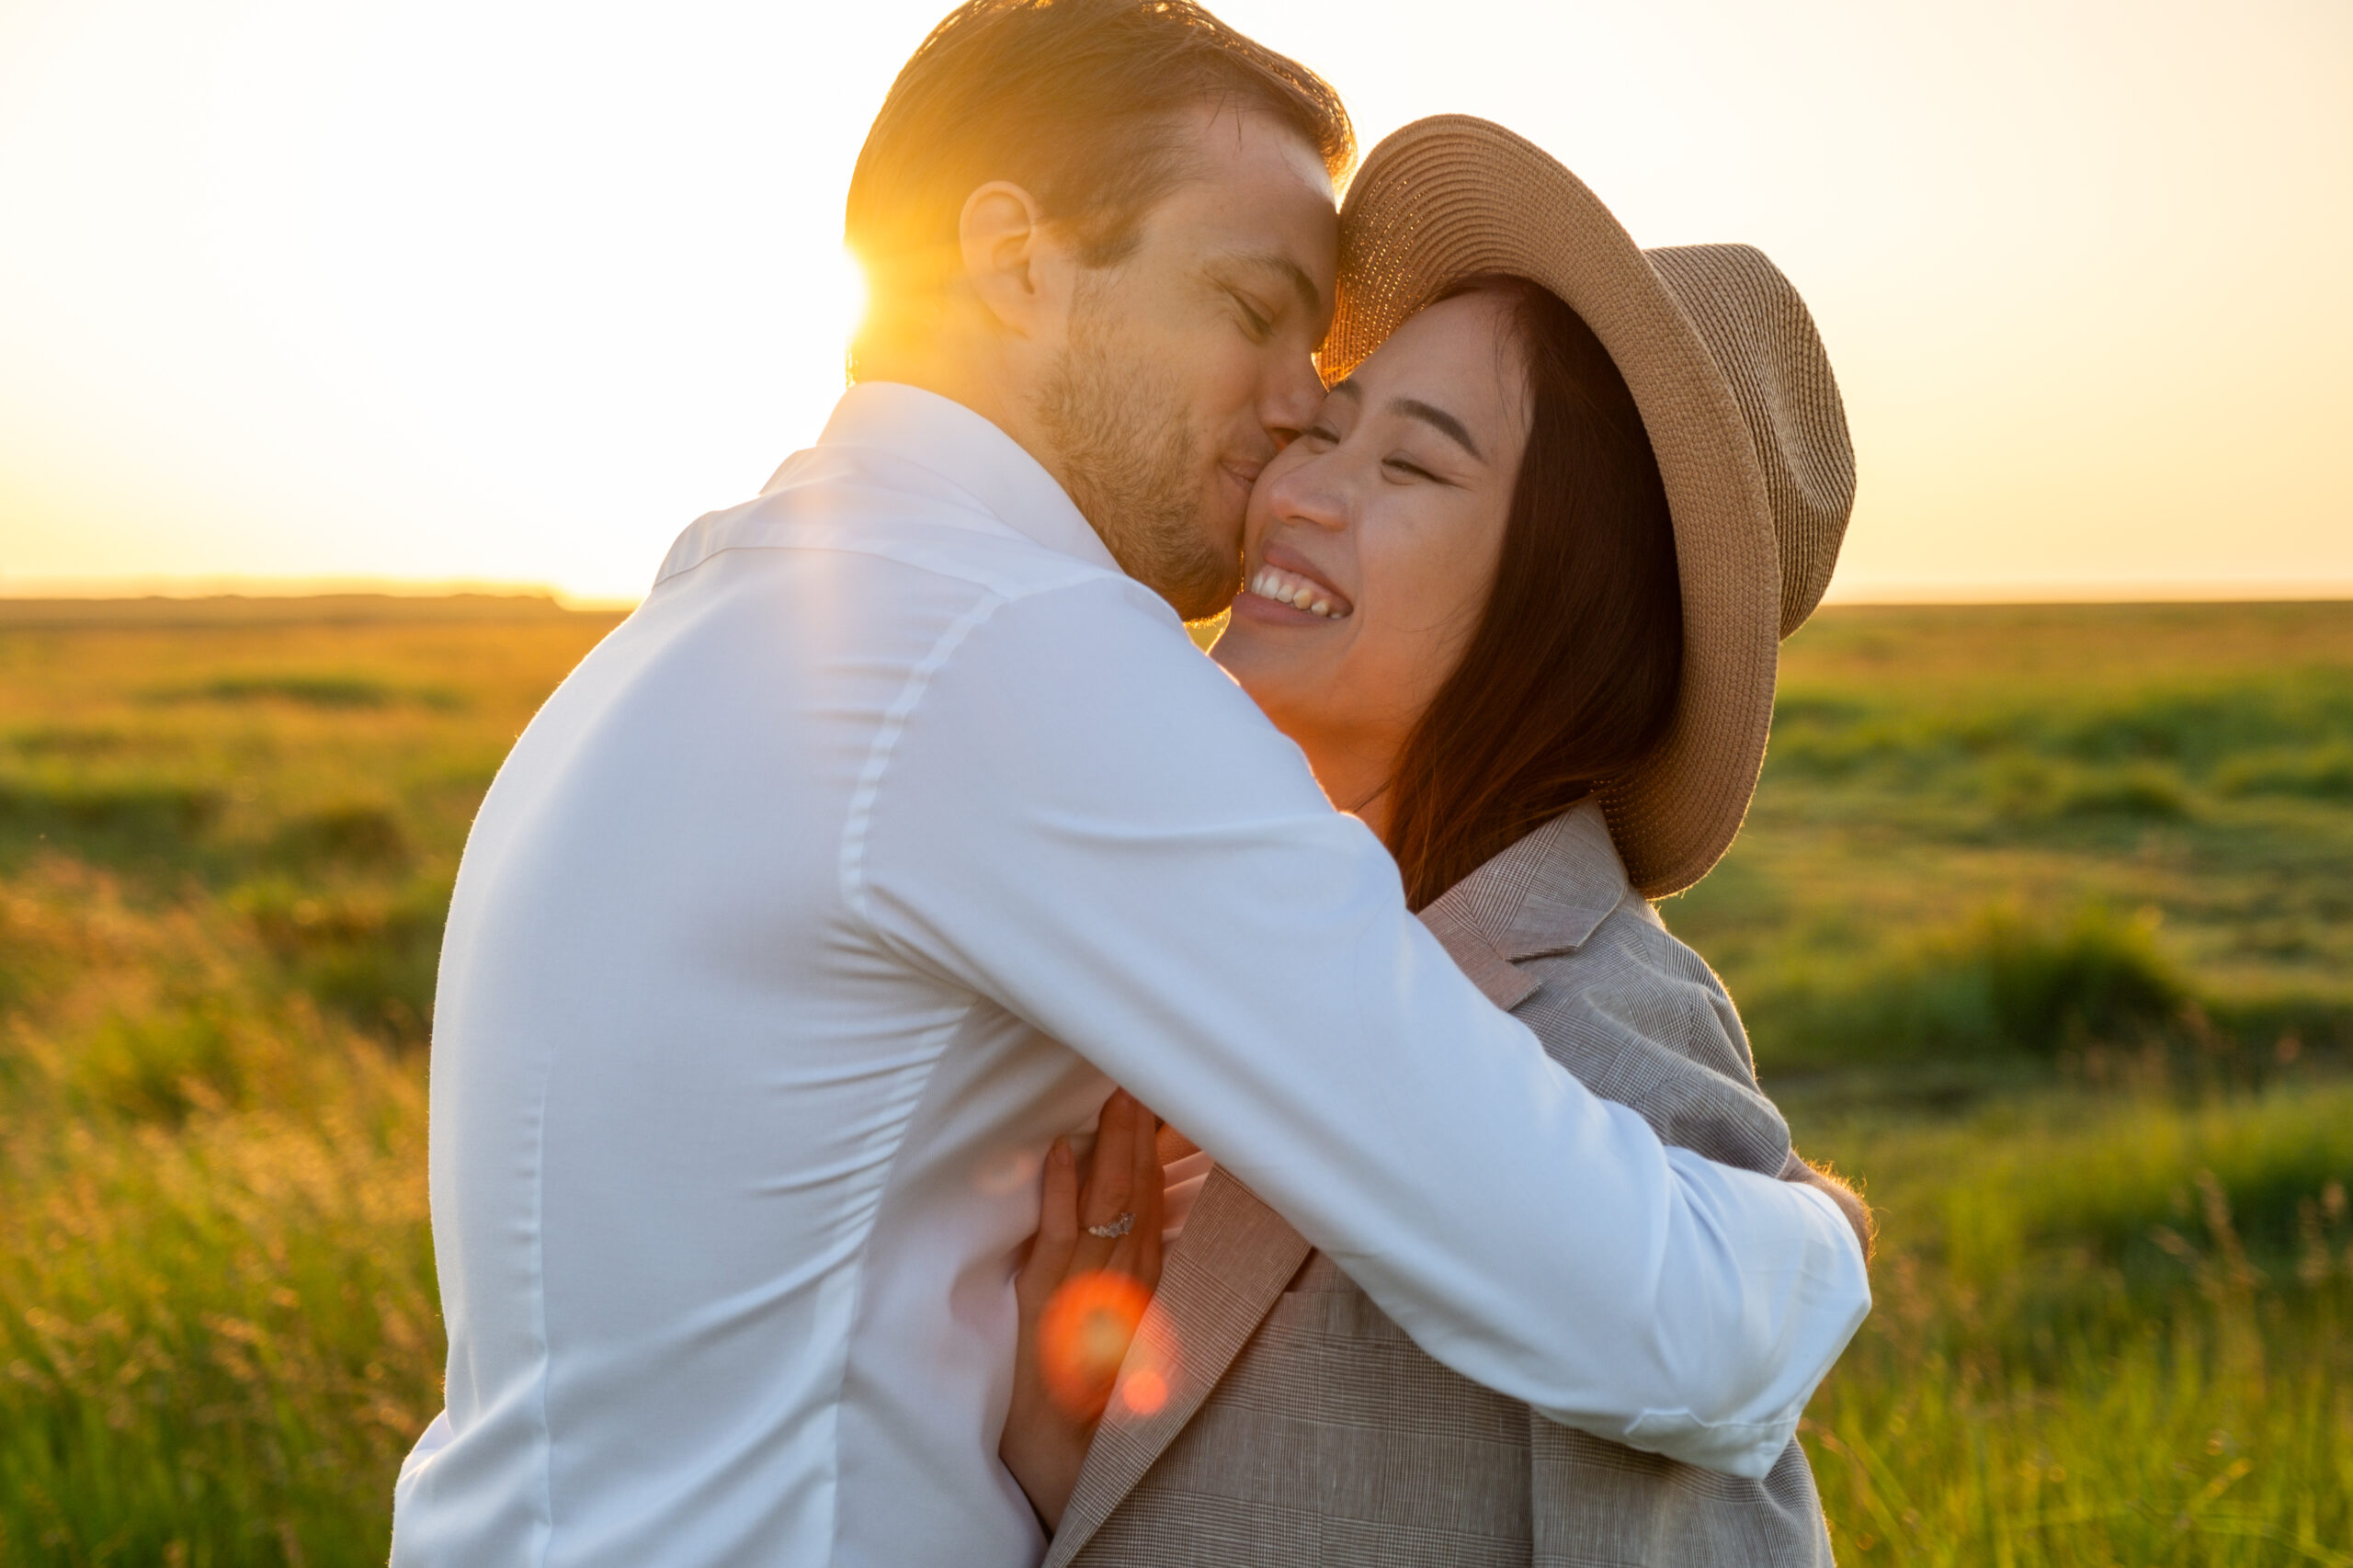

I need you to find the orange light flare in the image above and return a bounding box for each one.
[1036,1270,1162,1422]
[1118,1365,1169,1416]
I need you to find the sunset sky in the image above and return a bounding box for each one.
[1,0,2347,604]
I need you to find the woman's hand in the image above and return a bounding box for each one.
[1001,1088,1166,1531]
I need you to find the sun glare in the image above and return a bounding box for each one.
[829,245,870,366]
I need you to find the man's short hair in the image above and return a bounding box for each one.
[846,0,1354,372]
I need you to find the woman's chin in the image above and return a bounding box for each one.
[1213,619,1323,707]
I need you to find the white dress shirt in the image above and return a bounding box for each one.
[391,383,1868,1568]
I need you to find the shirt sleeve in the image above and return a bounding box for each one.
[850,580,1868,1478]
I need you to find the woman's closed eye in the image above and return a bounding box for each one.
[1381,452,1447,484]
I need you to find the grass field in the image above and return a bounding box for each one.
[2,595,2349,1564]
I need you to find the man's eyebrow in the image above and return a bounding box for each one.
[1224,251,1324,318]
[1392,397,1484,461]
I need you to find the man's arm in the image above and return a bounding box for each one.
[1782,1153,1876,1260]
[854,584,1868,1478]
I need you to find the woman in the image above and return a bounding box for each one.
[1004,117,1870,1565]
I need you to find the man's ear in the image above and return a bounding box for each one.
[959,181,1071,342]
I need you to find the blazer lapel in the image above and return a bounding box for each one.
[1043,863,1587,1563]
[1043,1165,1312,1566]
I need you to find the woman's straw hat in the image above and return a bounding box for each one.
[1324,115,1858,899]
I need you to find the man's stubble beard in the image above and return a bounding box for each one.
[1034,294,1241,622]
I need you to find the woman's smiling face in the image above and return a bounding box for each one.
[1214,290,1533,803]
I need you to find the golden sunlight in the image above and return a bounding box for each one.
[825,245,870,374]
[1,0,2347,601]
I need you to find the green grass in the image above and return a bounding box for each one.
[1669,602,2353,1070]
[1791,1078,2353,1565]
[0,597,608,1566]
[2,596,2350,1563]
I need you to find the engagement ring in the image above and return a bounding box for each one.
[1086,1211,1135,1240]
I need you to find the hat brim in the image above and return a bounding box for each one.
[1324,116,1780,899]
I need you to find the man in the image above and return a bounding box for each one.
[390,5,1870,1566]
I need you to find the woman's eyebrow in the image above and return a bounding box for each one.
[1390,397,1483,461]
[1322,381,1483,461]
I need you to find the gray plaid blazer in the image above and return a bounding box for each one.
[1044,801,1835,1568]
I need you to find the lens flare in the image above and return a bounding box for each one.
[1118,1366,1169,1416]
[1037,1270,1151,1420]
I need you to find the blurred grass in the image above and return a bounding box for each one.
[1,596,2349,1563]
[1668,601,2353,1072]
[0,597,614,1565]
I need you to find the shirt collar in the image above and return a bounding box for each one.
[786,381,1121,574]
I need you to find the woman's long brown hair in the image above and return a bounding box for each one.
[1382,275,1684,910]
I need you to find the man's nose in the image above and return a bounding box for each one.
[1266,457,1347,533]
[1259,353,1325,449]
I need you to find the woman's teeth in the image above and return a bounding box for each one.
[1248,566,1351,619]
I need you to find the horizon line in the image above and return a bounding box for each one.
[5,574,2353,612]
[0,574,642,612]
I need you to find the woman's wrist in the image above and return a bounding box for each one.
[1000,1402,1086,1530]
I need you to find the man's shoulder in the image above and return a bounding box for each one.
[655,448,1133,608]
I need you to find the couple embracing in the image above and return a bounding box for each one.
[392,3,1874,1564]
